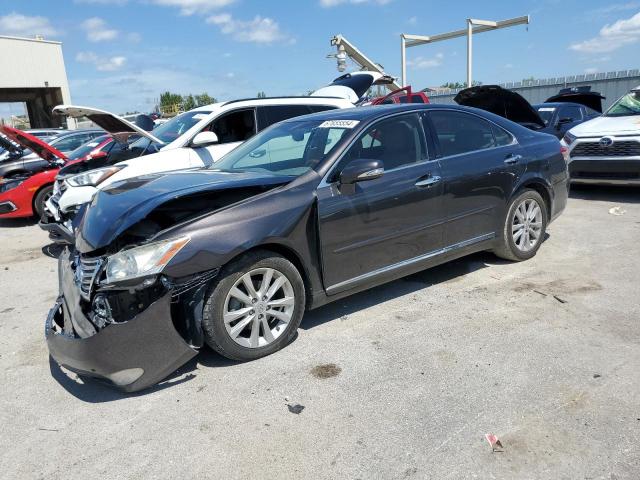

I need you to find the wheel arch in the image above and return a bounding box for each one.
[514,177,553,219]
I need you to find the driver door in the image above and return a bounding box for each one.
[317,113,445,293]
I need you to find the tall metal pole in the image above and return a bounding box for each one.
[466,19,472,87]
[401,35,407,87]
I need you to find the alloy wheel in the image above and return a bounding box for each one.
[512,198,543,252]
[223,267,295,348]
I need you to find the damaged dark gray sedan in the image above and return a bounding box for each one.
[46,105,569,392]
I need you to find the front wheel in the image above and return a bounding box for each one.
[493,189,548,261]
[202,251,305,361]
[33,185,54,219]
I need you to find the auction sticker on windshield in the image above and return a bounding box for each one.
[318,120,359,128]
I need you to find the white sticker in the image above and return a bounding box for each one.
[538,107,556,112]
[192,113,210,120]
[318,120,360,129]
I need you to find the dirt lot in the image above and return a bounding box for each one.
[0,185,639,480]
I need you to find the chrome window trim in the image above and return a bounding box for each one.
[425,108,519,161]
[326,232,495,294]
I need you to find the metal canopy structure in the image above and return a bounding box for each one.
[328,34,402,92]
[401,15,529,88]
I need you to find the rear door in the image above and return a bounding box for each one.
[426,109,525,246]
[317,112,445,292]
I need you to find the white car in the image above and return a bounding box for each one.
[46,96,355,237]
[562,85,640,185]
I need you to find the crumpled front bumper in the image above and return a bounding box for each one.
[45,250,198,392]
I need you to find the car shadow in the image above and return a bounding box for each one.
[301,251,499,330]
[0,217,37,228]
[570,184,640,203]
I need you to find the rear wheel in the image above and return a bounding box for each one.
[33,185,54,219]
[493,189,547,261]
[202,251,305,361]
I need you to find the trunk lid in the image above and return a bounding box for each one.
[53,105,163,144]
[545,87,605,113]
[311,71,396,104]
[454,85,546,129]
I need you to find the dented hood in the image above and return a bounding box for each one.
[0,125,67,162]
[53,105,163,144]
[76,169,292,253]
[454,85,546,129]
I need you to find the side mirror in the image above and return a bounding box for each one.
[191,131,219,147]
[339,158,384,184]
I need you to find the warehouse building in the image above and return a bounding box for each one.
[0,35,72,128]
[425,69,640,110]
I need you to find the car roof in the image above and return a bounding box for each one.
[279,103,466,124]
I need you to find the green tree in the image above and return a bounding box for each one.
[183,94,196,111]
[256,91,267,98]
[440,80,482,89]
[195,93,215,106]
[159,91,183,113]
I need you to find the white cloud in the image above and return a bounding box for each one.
[504,63,514,69]
[206,13,293,44]
[127,32,142,42]
[76,51,126,71]
[320,0,393,6]
[570,11,640,53]
[150,0,236,15]
[81,17,118,42]
[585,67,599,74]
[0,12,59,38]
[407,16,418,25]
[407,53,443,69]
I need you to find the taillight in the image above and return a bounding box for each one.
[561,145,570,163]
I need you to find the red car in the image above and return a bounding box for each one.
[370,86,430,105]
[0,127,112,219]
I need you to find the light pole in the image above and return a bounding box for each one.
[400,15,529,88]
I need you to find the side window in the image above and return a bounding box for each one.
[257,105,313,130]
[491,124,514,147]
[53,135,87,151]
[207,109,256,144]
[429,110,496,157]
[561,105,582,121]
[343,113,426,171]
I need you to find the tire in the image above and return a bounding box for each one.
[33,185,54,219]
[493,189,548,262]
[202,250,305,361]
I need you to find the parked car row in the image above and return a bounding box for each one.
[4,73,638,393]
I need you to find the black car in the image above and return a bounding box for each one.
[454,85,603,139]
[46,104,569,392]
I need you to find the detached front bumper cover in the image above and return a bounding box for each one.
[45,250,197,392]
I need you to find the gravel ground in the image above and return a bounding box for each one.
[0,185,639,480]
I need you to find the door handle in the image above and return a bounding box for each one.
[504,154,522,165]
[415,175,441,187]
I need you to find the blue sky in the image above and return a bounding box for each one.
[1,0,639,114]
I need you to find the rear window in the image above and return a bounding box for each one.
[536,107,556,126]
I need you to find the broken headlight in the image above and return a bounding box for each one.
[104,236,190,284]
[66,166,123,187]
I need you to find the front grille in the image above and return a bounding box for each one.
[571,141,640,158]
[77,256,103,300]
[569,160,640,181]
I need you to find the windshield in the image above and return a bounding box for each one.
[605,91,640,117]
[67,135,110,160]
[536,107,556,126]
[212,119,355,177]
[129,110,212,151]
